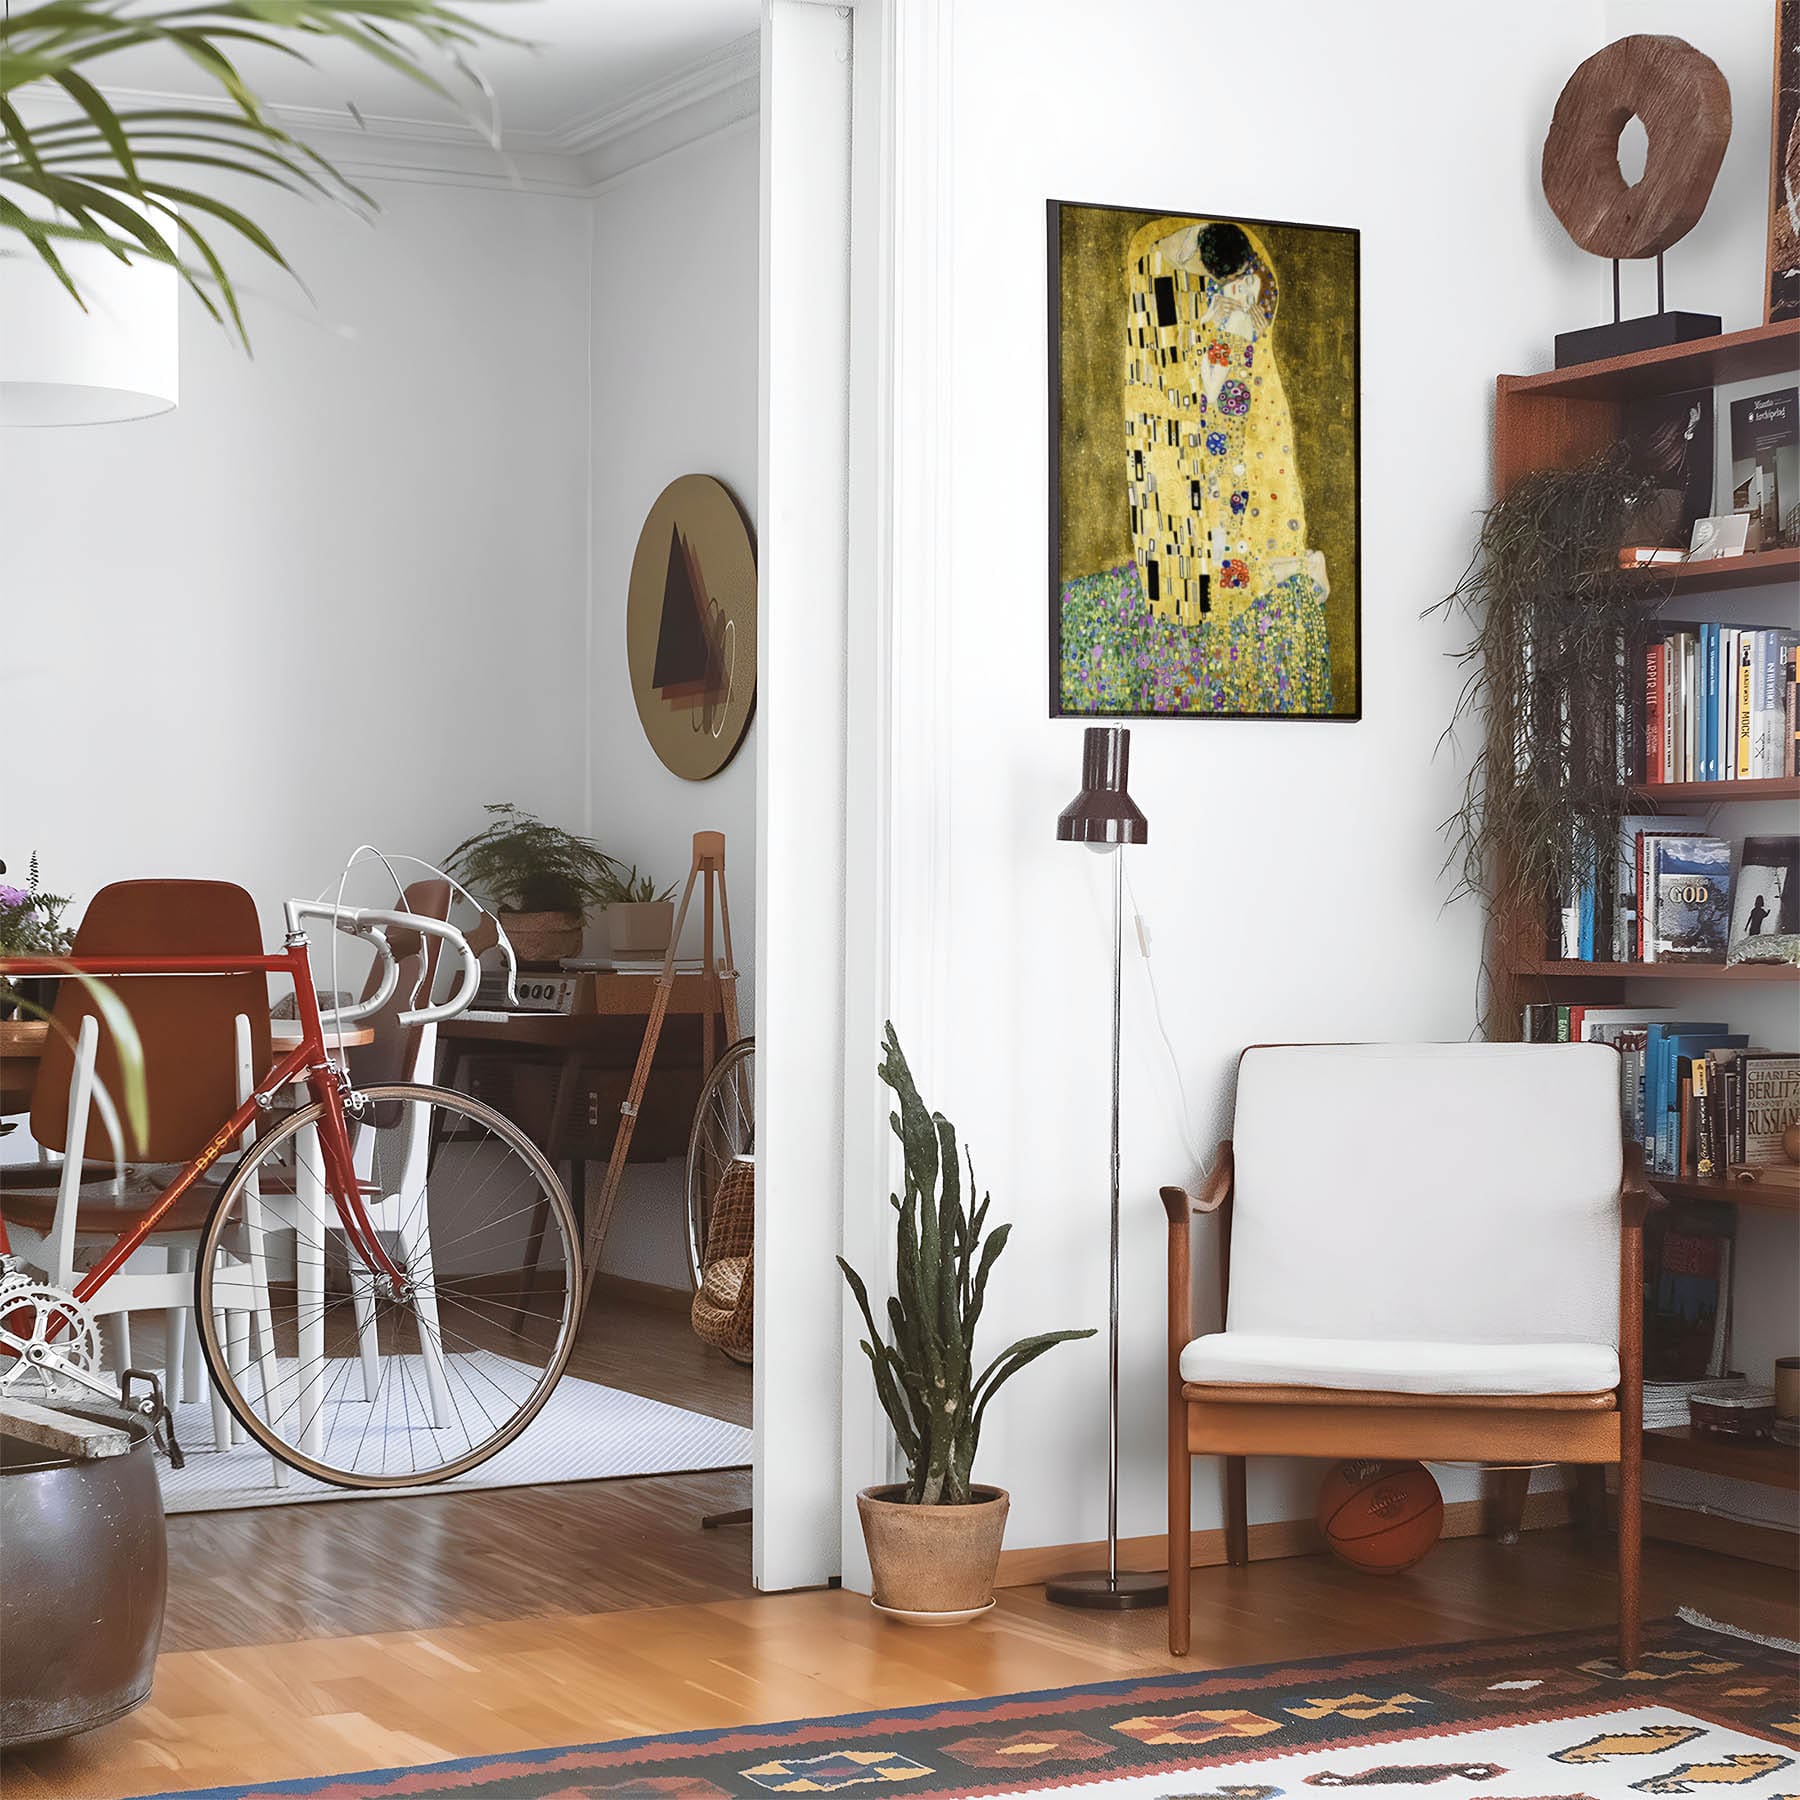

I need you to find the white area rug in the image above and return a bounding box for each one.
[155,1366,751,1513]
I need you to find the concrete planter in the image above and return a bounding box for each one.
[856,1484,1008,1623]
[0,1406,166,1746]
[499,909,585,968]
[604,900,675,959]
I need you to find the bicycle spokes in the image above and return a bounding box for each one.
[196,1084,580,1488]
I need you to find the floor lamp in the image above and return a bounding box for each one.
[1046,725,1167,1611]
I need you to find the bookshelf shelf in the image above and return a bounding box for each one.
[1642,1425,1800,1491]
[1648,1174,1800,1215]
[1629,776,1800,804]
[1512,959,1800,983]
[1500,319,1800,403]
[1628,546,1800,595]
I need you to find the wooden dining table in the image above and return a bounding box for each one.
[0,1017,374,1117]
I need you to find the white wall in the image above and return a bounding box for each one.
[864,0,1648,1557]
[586,119,763,1285]
[2,177,592,924]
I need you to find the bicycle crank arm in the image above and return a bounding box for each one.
[0,1326,119,1403]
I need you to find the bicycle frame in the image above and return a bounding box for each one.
[0,937,406,1301]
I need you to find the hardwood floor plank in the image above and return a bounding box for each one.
[10,1533,1793,1800]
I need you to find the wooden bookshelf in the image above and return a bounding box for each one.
[1643,1426,1800,1491]
[1501,318,1800,403]
[1627,545,1800,595]
[1495,320,1800,491]
[1512,959,1800,983]
[1648,1174,1800,1215]
[1629,775,1800,804]
[1490,325,1800,1561]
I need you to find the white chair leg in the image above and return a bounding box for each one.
[398,1202,451,1429]
[207,1305,234,1453]
[297,1122,328,1463]
[347,1244,381,1403]
[180,1305,205,1404]
[164,1244,190,1405]
[103,1311,133,1376]
[224,1310,251,1444]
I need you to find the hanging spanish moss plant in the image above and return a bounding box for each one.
[1429,446,1667,1032]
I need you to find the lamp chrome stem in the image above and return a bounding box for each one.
[1107,846,1122,1587]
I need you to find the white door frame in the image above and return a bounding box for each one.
[755,0,954,1593]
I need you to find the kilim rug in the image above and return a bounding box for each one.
[133,1612,1797,1800]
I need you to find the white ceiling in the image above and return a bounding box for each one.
[94,0,762,148]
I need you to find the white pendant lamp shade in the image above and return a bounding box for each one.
[0,213,179,426]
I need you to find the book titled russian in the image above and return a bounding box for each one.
[1646,836,1732,963]
[1739,1053,1800,1167]
[1729,387,1798,547]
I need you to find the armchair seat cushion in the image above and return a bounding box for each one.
[1180,1331,1619,1397]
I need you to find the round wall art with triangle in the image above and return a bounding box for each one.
[625,474,757,781]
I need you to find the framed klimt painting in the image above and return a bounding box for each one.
[1048,200,1361,720]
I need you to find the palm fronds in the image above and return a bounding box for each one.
[0,1,519,345]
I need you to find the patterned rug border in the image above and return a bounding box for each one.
[129,1612,1794,1800]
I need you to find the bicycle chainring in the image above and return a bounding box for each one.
[0,1279,104,1398]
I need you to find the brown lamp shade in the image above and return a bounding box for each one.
[1056,726,1148,846]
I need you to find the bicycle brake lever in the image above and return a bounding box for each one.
[121,1367,184,1469]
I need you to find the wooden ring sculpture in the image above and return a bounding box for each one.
[1542,34,1731,260]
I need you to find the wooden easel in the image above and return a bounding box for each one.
[580,831,740,1312]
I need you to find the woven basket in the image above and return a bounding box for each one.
[691,1156,754,1362]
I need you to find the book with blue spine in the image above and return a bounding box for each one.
[1642,1022,1728,1173]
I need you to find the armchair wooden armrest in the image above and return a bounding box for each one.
[1160,1141,1234,1222]
[1162,1142,1234,1367]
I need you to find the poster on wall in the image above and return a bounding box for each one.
[1769,0,1800,323]
[1048,201,1361,721]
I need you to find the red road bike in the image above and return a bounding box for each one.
[0,900,581,1488]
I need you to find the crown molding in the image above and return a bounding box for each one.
[553,31,759,157]
[12,32,761,196]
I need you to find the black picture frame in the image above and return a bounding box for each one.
[1047,197,1363,722]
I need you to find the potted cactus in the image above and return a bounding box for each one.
[838,1025,1094,1624]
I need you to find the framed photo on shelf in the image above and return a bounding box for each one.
[1048,200,1361,721]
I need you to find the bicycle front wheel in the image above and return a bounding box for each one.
[196,1082,581,1488]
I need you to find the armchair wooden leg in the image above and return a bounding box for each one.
[1224,1456,1248,1567]
[1570,1464,1608,1541]
[1168,1447,1191,1656]
[1617,1446,1642,1670]
[1487,1466,1531,1544]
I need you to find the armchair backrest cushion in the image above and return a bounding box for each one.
[1227,1043,1623,1348]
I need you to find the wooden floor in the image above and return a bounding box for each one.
[7,1299,1798,1798]
[160,1284,755,1651]
[7,1531,1796,1800]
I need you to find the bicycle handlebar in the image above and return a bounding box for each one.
[282,900,505,1028]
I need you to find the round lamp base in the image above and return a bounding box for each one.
[1043,1568,1169,1610]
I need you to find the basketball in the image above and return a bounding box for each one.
[1315,1460,1443,1574]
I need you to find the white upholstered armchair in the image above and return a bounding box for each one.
[1162,1042,1648,1667]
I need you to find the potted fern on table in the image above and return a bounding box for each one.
[838,1025,1094,1623]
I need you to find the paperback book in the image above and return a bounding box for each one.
[1645,836,1732,962]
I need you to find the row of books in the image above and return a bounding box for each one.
[1554,829,1796,965]
[1519,1004,1800,1180]
[1638,625,1799,784]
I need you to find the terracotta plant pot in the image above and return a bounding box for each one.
[499,909,585,969]
[605,900,675,959]
[856,1484,1008,1623]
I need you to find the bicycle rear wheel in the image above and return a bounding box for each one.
[195,1082,580,1488]
[685,1037,755,1290]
